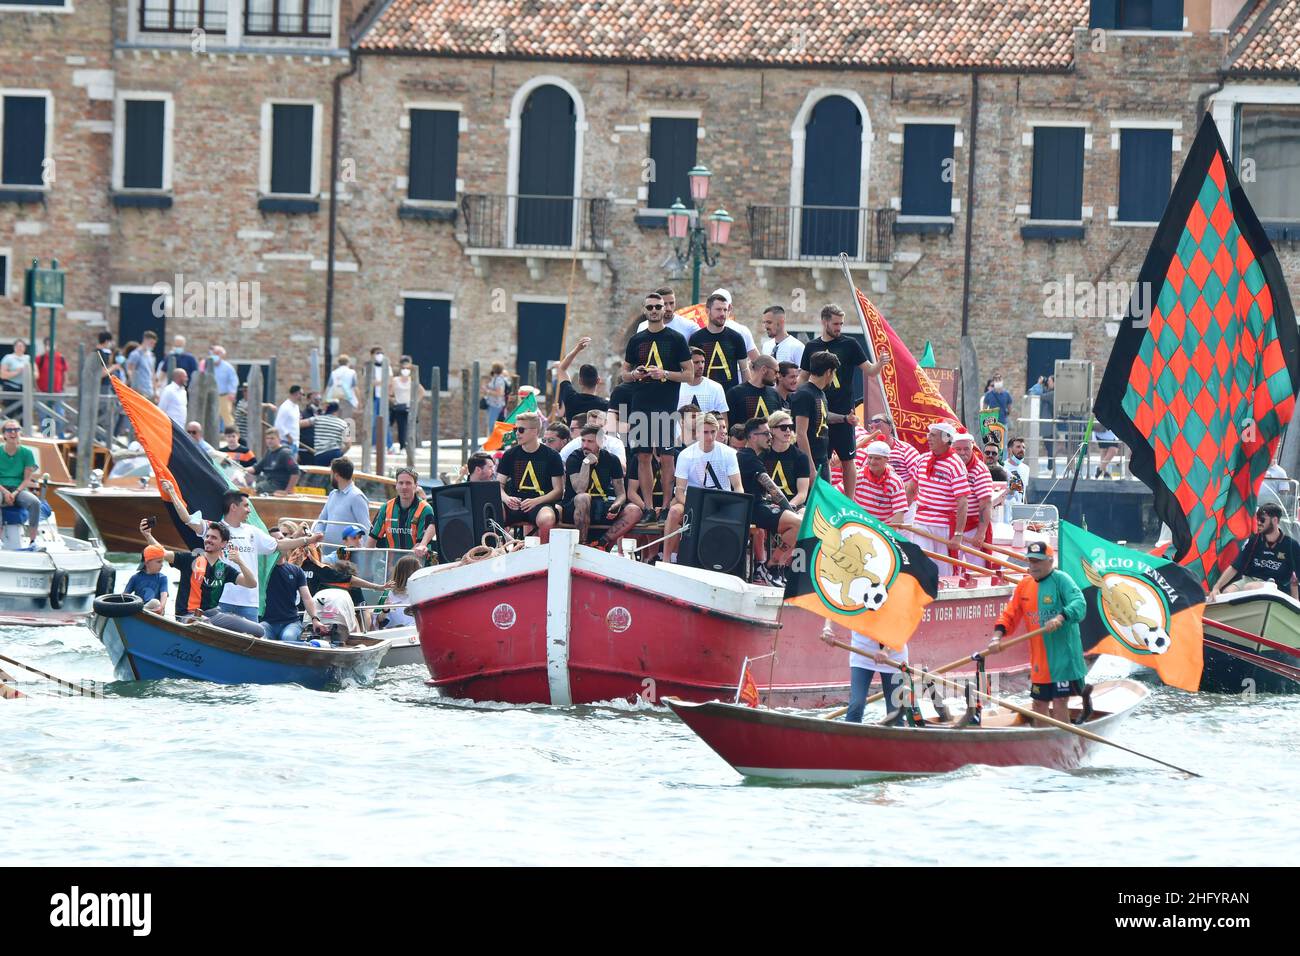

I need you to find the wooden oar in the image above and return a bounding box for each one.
[0,652,103,699]
[902,524,1027,576]
[826,636,1200,776]
[917,546,1020,580]
[821,626,1043,720]
[0,665,25,700]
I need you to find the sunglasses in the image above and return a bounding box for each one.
[644,304,664,311]
[2,427,19,434]
[773,423,794,431]
[1256,512,1274,521]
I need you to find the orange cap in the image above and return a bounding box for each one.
[143,544,166,562]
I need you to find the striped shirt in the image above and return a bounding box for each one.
[889,440,922,483]
[313,414,348,453]
[961,454,995,530]
[856,466,908,522]
[913,451,969,526]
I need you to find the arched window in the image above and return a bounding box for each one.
[800,94,864,257]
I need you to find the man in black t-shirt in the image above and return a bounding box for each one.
[726,354,783,427]
[1209,503,1300,600]
[553,336,609,427]
[498,411,566,542]
[762,410,812,510]
[623,291,693,518]
[252,429,300,494]
[799,303,891,501]
[791,351,838,480]
[562,425,643,547]
[736,417,801,586]
[689,293,750,391]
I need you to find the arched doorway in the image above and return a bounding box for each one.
[800,95,863,257]
[516,85,576,247]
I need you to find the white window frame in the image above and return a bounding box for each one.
[113,91,175,193]
[786,89,873,261]
[400,101,463,208]
[398,291,455,393]
[0,246,11,298]
[1024,121,1090,226]
[639,109,702,216]
[259,99,322,198]
[505,76,587,251]
[0,88,54,190]
[0,1,75,12]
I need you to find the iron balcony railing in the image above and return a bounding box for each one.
[460,194,612,252]
[747,205,896,263]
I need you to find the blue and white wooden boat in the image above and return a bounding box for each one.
[93,597,388,690]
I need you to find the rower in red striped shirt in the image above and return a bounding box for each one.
[952,427,995,566]
[866,413,921,487]
[856,441,908,525]
[908,421,969,576]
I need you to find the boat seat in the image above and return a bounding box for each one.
[1,501,52,525]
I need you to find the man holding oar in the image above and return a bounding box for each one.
[986,540,1089,725]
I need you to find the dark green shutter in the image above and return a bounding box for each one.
[1118,129,1172,222]
[2,95,46,186]
[900,124,955,217]
[270,103,314,195]
[648,117,698,210]
[402,298,451,390]
[124,99,166,189]
[408,109,458,202]
[1030,127,1085,221]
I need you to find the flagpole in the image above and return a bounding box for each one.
[1062,415,1095,522]
[840,253,892,426]
[734,657,750,704]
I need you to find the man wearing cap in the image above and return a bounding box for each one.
[866,414,920,490]
[987,541,1088,725]
[126,544,171,613]
[856,441,908,525]
[953,427,995,565]
[908,421,969,575]
[1208,502,1300,600]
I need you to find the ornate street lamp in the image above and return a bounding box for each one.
[667,165,729,303]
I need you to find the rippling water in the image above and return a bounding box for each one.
[3,612,1298,865]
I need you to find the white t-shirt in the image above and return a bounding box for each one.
[190,516,279,608]
[275,398,300,443]
[159,381,188,427]
[727,318,757,356]
[674,441,739,490]
[849,632,909,673]
[677,378,728,416]
[760,335,805,367]
[560,433,627,468]
[637,314,701,340]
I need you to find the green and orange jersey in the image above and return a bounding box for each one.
[995,570,1088,684]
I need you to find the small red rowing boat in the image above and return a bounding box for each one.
[665,679,1149,783]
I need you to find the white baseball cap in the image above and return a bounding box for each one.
[710,288,732,305]
[928,421,957,440]
[865,441,891,458]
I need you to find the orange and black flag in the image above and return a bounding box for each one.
[1059,521,1204,692]
[109,377,267,550]
[784,478,938,650]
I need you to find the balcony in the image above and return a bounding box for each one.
[459,194,612,283]
[747,205,896,291]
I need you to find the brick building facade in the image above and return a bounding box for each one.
[1,0,1297,433]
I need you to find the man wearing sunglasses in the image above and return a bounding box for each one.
[762,411,810,510]
[0,419,41,546]
[499,412,565,543]
[1208,502,1300,600]
[866,414,919,489]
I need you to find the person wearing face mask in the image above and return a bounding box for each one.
[388,355,420,453]
[370,347,392,450]
[982,375,1013,426]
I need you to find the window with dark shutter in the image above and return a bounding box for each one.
[269,103,314,195]
[1117,129,1172,223]
[900,124,955,217]
[402,298,451,391]
[408,109,458,203]
[1090,0,1183,29]
[2,95,47,187]
[1030,127,1085,221]
[0,253,8,297]
[123,99,167,190]
[647,117,698,210]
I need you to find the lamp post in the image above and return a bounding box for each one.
[666,165,733,304]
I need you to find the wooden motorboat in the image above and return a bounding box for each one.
[664,679,1149,783]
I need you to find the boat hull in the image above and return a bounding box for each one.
[0,537,108,624]
[1202,590,1300,693]
[96,606,386,689]
[59,486,380,552]
[410,531,1028,707]
[665,679,1148,783]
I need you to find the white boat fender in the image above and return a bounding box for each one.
[48,570,69,610]
[94,593,145,619]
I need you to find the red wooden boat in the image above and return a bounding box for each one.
[665,679,1149,783]
[408,530,1029,706]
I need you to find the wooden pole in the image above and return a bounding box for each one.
[822,628,1040,720]
[406,372,421,470]
[429,366,441,478]
[246,364,264,459]
[460,367,470,467]
[902,524,1028,576]
[377,353,389,474]
[840,253,891,424]
[916,545,1017,579]
[826,635,1199,776]
[200,366,220,445]
[75,350,99,486]
[20,361,34,436]
[471,359,481,453]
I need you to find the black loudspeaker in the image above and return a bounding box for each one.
[431,481,503,562]
[678,486,752,576]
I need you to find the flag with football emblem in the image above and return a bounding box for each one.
[1059,521,1204,691]
[784,479,938,650]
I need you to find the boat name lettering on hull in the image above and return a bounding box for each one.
[921,601,1000,623]
[162,643,204,667]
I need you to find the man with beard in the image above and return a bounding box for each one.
[689,293,750,391]
[726,354,783,427]
[311,457,371,545]
[759,305,805,367]
[562,425,642,548]
[775,361,800,410]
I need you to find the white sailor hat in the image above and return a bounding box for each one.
[928,421,957,440]
[865,441,892,458]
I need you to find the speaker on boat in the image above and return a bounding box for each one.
[431,481,504,562]
[678,486,752,576]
